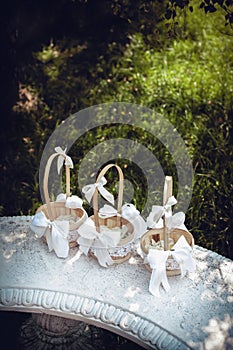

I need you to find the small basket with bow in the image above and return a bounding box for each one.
[140,176,195,296]
[77,163,147,267]
[30,147,87,258]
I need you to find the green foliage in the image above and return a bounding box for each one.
[87,8,233,257]
[165,0,233,26]
[1,0,233,259]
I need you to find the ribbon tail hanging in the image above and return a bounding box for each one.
[77,236,93,256]
[171,236,196,277]
[49,221,69,258]
[94,240,114,268]
[147,249,170,297]
[149,268,170,297]
[98,185,114,205]
[45,228,53,252]
[82,184,95,203]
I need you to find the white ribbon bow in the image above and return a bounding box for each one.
[146,235,196,297]
[148,211,189,232]
[99,203,147,240]
[56,193,83,208]
[77,217,121,267]
[146,196,177,228]
[98,204,119,218]
[30,211,69,258]
[82,177,114,205]
[165,211,188,231]
[55,146,73,174]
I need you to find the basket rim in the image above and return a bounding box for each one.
[140,227,194,255]
[36,202,87,226]
[89,214,135,246]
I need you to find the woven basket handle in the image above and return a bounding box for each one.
[43,153,71,221]
[93,164,124,232]
[163,176,173,251]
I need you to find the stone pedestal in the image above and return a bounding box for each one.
[1,216,233,349]
[20,313,108,350]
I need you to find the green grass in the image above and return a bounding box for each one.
[1,1,232,258]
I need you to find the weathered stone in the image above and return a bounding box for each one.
[0,216,233,349]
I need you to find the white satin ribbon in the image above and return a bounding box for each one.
[77,217,121,267]
[54,146,73,174]
[147,250,171,297]
[146,196,177,228]
[82,177,114,205]
[30,211,69,258]
[146,235,196,297]
[98,204,119,218]
[99,203,147,240]
[56,193,83,208]
[166,211,188,231]
[150,211,189,232]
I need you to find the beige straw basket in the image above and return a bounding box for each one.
[140,175,194,276]
[37,151,87,248]
[140,227,194,276]
[89,163,134,264]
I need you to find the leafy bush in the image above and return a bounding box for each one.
[87,7,233,257]
[1,1,232,258]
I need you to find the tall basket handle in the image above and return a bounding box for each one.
[93,164,124,232]
[163,176,173,251]
[43,153,71,221]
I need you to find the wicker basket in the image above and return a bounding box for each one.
[140,227,194,276]
[140,176,194,276]
[37,151,87,248]
[89,163,135,264]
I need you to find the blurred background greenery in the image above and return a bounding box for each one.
[0,0,233,259]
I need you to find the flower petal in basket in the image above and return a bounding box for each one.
[30,211,69,258]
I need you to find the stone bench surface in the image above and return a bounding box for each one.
[0,216,232,350]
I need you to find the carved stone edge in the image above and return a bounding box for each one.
[0,287,191,350]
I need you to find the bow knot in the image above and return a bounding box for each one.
[55,146,73,174]
[30,211,69,258]
[98,203,147,240]
[77,218,121,267]
[166,211,188,231]
[82,177,114,205]
[146,196,177,229]
[146,235,196,297]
